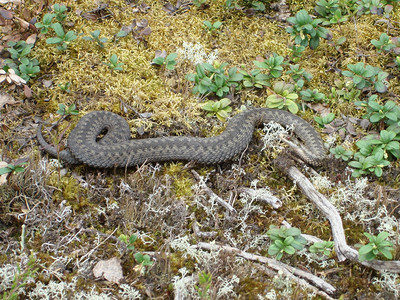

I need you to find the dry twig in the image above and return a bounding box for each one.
[197,242,336,298]
[274,157,400,273]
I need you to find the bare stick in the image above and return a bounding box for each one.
[238,187,282,209]
[274,158,400,273]
[191,170,237,214]
[197,242,336,297]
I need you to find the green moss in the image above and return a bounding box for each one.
[164,163,194,198]
[48,171,84,202]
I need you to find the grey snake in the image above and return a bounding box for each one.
[37,108,326,168]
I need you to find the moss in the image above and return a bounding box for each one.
[163,163,194,198]
[48,171,84,202]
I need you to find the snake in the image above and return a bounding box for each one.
[37,108,326,168]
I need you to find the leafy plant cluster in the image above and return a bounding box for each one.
[225,0,270,12]
[266,226,394,263]
[35,4,77,51]
[178,9,336,121]
[286,9,331,50]
[330,95,400,177]
[35,4,125,73]
[4,41,39,83]
[185,62,243,98]
[185,51,319,118]
[357,232,394,261]
[314,0,349,26]
[0,162,27,176]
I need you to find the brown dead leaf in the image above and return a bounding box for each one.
[0,92,17,109]
[307,103,331,115]
[93,257,123,284]
[26,33,37,45]
[81,2,110,21]
[42,79,53,88]
[14,16,30,29]
[255,55,264,62]
[24,85,32,98]
[132,2,150,13]
[0,8,13,20]
[154,49,167,59]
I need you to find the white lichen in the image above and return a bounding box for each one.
[176,42,219,65]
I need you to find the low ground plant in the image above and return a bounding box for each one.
[267,225,307,260]
[152,52,178,70]
[314,113,335,127]
[286,9,331,50]
[186,62,243,97]
[104,54,124,71]
[358,232,394,261]
[202,98,232,121]
[342,62,389,93]
[83,30,108,48]
[266,81,299,114]
[309,241,334,256]
[56,104,79,116]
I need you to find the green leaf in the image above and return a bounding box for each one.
[215,75,225,87]
[229,72,243,82]
[219,98,231,107]
[268,244,281,255]
[213,21,222,28]
[134,252,144,263]
[64,31,77,42]
[286,100,299,114]
[43,13,55,24]
[152,57,165,65]
[286,227,301,236]
[216,110,229,121]
[110,54,118,64]
[309,36,320,50]
[358,244,374,255]
[129,234,138,244]
[342,70,353,77]
[0,167,12,175]
[377,71,389,81]
[202,101,216,112]
[379,248,393,260]
[374,81,387,93]
[283,245,296,255]
[284,236,295,245]
[270,69,281,78]
[196,64,206,78]
[203,20,212,29]
[51,23,65,37]
[46,37,63,44]
[166,52,177,61]
[253,61,267,69]
[116,30,128,38]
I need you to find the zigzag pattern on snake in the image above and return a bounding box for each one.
[37,108,326,168]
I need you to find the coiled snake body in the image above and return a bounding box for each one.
[37,108,326,168]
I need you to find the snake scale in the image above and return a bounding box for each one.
[37,108,326,168]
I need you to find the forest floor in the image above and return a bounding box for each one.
[0,0,400,299]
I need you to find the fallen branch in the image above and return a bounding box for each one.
[238,187,282,209]
[197,242,336,298]
[274,157,400,273]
